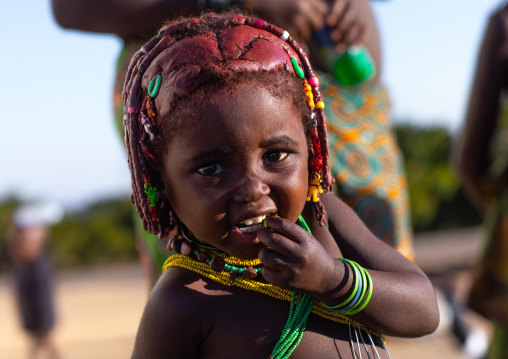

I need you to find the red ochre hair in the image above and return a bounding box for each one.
[123,12,333,240]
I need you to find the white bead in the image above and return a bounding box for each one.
[280,31,289,41]
[141,46,148,54]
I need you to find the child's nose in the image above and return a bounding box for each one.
[232,176,270,203]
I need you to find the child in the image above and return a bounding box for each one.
[7,203,63,359]
[124,12,439,358]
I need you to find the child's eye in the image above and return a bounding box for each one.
[197,163,225,176]
[264,150,289,163]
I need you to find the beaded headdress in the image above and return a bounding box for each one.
[123,12,333,240]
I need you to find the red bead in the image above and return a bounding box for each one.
[210,257,226,272]
[312,138,322,154]
[310,157,323,172]
[181,241,192,256]
[171,239,182,253]
[242,266,257,279]
[197,251,209,262]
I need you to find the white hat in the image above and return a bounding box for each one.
[13,202,64,228]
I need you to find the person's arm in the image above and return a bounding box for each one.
[51,0,330,41]
[455,5,508,213]
[51,0,203,38]
[257,193,439,337]
[320,193,438,336]
[249,0,328,41]
[328,0,381,82]
[301,0,381,86]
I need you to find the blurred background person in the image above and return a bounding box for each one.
[456,1,508,358]
[6,203,63,359]
[51,0,414,289]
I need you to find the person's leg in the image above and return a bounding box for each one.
[32,330,60,359]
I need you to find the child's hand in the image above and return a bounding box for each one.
[327,0,370,52]
[257,216,343,299]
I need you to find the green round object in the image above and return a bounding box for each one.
[332,46,376,87]
[148,75,162,98]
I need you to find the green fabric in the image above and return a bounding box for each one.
[489,322,508,359]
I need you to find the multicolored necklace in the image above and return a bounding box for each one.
[163,216,383,358]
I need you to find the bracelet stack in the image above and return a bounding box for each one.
[322,258,373,315]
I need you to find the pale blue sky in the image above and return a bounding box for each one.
[0,0,503,208]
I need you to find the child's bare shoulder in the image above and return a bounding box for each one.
[149,266,233,320]
[132,267,221,358]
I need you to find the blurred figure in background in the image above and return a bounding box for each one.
[51,0,413,288]
[456,2,508,358]
[7,203,63,359]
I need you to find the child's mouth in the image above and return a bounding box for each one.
[234,215,267,233]
[233,213,278,234]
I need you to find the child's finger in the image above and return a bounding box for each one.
[263,216,312,245]
[257,227,299,257]
[261,266,288,288]
[258,246,290,270]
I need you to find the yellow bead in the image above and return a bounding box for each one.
[316,101,325,109]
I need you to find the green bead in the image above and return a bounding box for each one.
[148,75,162,98]
[290,58,305,79]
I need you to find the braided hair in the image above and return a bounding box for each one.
[123,12,333,240]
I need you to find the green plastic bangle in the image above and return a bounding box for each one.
[341,260,368,314]
[343,266,373,315]
[323,258,360,310]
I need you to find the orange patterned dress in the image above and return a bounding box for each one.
[319,72,414,260]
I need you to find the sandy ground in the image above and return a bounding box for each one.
[0,227,493,359]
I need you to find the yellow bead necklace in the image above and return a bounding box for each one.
[162,253,380,338]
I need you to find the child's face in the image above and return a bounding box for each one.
[162,83,309,259]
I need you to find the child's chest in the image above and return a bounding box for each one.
[197,285,388,359]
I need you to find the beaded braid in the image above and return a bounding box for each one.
[123,12,334,239]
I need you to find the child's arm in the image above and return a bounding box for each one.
[257,192,439,337]
[131,268,203,359]
[455,4,508,213]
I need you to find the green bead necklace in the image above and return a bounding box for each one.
[270,215,314,359]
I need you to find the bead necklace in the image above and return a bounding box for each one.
[162,215,383,358]
[181,223,263,279]
[163,253,382,331]
[192,248,263,279]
